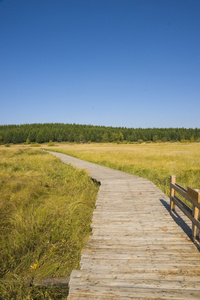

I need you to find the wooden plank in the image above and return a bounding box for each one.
[170,175,176,211]
[68,285,200,299]
[70,276,200,290]
[188,187,200,239]
[71,269,200,282]
[188,187,200,203]
[170,183,200,210]
[174,195,192,214]
[171,196,200,230]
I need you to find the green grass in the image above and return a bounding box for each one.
[0,146,99,299]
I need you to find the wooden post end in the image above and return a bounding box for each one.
[188,187,200,240]
[170,175,176,212]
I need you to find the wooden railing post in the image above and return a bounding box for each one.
[170,175,176,212]
[188,187,200,240]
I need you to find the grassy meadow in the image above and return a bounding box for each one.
[47,142,200,197]
[0,146,99,299]
[1,142,199,298]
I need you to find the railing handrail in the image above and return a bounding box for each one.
[170,175,200,240]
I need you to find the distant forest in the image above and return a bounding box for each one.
[0,123,199,144]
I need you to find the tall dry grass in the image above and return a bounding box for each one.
[0,146,99,299]
[47,142,200,196]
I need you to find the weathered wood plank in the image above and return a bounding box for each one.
[68,285,200,299]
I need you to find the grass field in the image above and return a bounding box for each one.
[1,142,199,298]
[47,142,200,197]
[0,146,99,299]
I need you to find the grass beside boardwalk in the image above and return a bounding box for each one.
[0,146,99,299]
[47,142,200,197]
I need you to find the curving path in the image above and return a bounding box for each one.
[48,151,200,299]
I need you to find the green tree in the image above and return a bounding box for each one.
[119,132,124,142]
[153,135,158,142]
[190,136,195,142]
[138,139,143,144]
[101,133,109,142]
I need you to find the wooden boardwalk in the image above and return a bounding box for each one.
[48,151,200,299]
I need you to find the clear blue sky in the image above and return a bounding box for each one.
[0,0,200,128]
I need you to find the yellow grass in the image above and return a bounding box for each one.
[47,142,200,196]
[0,145,99,299]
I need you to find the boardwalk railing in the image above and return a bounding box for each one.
[170,175,200,240]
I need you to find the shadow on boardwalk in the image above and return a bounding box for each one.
[160,198,200,251]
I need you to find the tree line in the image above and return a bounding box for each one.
[0,123,199,144]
